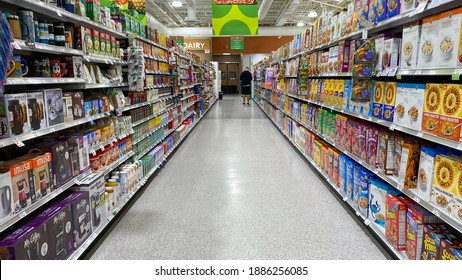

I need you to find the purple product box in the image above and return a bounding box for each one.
[29,204,74,259]
[58,191,92,249]
[366,126,380,167]
[0,224,49,260]
[51,141,73,187]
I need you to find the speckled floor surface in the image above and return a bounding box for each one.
[90,95,389,260]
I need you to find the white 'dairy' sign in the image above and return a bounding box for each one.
[183,39,211,51]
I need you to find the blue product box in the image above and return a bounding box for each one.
[346,159,356,200]
[377,0,388,21]
[387,0,400,18]
[84,101,93,118]
[357,168,373,217]
[338,154,348,194]
[92,100,99,115]
[369,0,379,23]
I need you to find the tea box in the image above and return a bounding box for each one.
[401,22,422,70]
[422,83,443,135]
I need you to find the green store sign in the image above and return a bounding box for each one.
[212,1,258,36]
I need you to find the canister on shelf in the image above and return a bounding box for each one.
[7,15,22,40]
[47,23,55,45]
[38,19,49,44]
[17,9,35,42]
[54,23,66,47]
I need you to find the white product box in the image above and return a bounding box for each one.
[3,93,31,136]
[394,83,425,130]
[26,92,47,132]
[401,22,422,70]
[436,9,462,69]
[400,0,417,14]
[375,34,393,71]
[0,169,14,223]
[43,89,65,127]
[62,94,74,123]
[417,15,442,69]
[382,38,401,70]
[72,177,107,232]
[416,147,439,201]
[393,84,408,127]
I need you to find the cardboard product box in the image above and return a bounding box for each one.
[58,191,92,249]
[85,0,101,23]
[385,194,407,250]
[26,92,46,132]
[372,81,385,119]
[377,0,388,22]
[1,158,36,214]
[50,141,73,187]
[366,126,379,167]
[356,167,373,217]
[63,92,84,120]
[382,38,401,70]
[368,0,379,23]
[375,34,392,71]
[346,160,356,201]
[29,204,74,260]
[0,169,14,224]
[2,93,30,136]
[0,224,49,260]
[378,130,396,175]
[421,224,444,260]
[439,239,462,260]
[351,0,363,32]
[393,84,408,127]
[404,83,425,131]
[422,83,443,135]
[30,153,54,201]
[67,134,90,174]
[72,57,83,79]
[344,120,354,152]
[62,94,74,123]
[438,84,462,142]
[401,22,422,70]
[387,0,400,18]
[43,89,65,127]
[338,155,348,193]
[72,177,107,232]
[452,195,462,224]
[332,149,340,186]
[397,142,420,189]
[430,155,461,214]
[417,15,442,69]
[437,8,462,69]
[359,0,371,29]
[369,180,399,227]
[382,82,397,122]
[416,146,440,201]
[401,0,417,14]
[405,212,425,260]
[349,120,361,159]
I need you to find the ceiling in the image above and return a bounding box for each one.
[146,0,348,28]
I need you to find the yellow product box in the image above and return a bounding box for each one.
[438,84,462,142]
[422,83,443,136]
[383,82,397,122]
[452,167,462,223]
[313,140,323,166]
[372,81,385,119]
[431,155,462,214]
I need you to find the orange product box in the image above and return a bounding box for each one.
[386,194,407,251]
[30,153,54,202]
[1,159,36,214]
[437,84,462,142]
[397,142,421,190]
[331,149,341,185]
[422,83,444,136]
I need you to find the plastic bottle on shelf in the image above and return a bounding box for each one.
[105,179,120,206]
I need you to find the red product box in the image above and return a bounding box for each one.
[366,126,379,168]
[386,194,407,250]
[406,211,425,260]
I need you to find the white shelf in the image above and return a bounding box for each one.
[145,85,171,90]
[122,100,159,112]
[145,70,170,75]
[0,112,111,148]
[12,39,84,56]
[143,54,169,63]
[5,77,85,86]
[67,99,217,260]
[132,35,169,51]
[84,55,127,65]
[257,96,462,234]
[1,0,127,39]
[181,94,195,101]
[0,169,92,233]
[83,82,128,90]
[89,137,118,155]
[179,85,194,90]
[132,109,167,127]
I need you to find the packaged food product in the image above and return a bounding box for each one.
[377,0,388,22]
[372,81,385,119]
[369,179,398,227]
[421,224,444,260]
[416,146,440,201]
[422,83,443,135]
[438,84,462,142]
[401,21,422,70]
[436,8,462,69]
[387,0,400,18]
[417,15,442,69]
[382,38,401,70]
[386,194,407,250]
[430,155,461,214]
[366,126,379,167]
[405,212,424,260]
[378,130,396,175]
[397,142,420,189]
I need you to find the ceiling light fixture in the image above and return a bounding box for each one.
[172,1,183,8]
[297,22,305,27]
[308,11,318,18]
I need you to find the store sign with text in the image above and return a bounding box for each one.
[212,0,258,35]
[183,39,211,51]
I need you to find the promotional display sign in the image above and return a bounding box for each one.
[230,36,244,50]
[212,0,258,35]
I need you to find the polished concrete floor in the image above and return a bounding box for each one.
[90,95,389,260]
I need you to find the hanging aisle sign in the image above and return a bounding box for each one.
[230,36,244,50]
[212,0,259,36]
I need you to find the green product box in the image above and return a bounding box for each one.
[100,33,106,55]
[85,0,101,23]
[92,29,100,55]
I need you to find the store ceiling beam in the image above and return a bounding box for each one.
[258,0,274,20]
[148,0,180,27]
[309,0,346,11]
[275,0,301,27]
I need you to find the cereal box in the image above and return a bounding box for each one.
[377,0,388,22]
[382,82,397,122]
[351,0,362,32]
[386,194,407,250]
[353,165,362,206]
[430,155,461,213]
[378,130,396,175]
[359,0,371,29]
[421,225,444,260]
[382,38,401,69]
[346,160,356,200]
[416,146,440,201]
[404,83,425,131]
[422,83,443,135]
[357,168,373,217]
[368,0,379,23]
[387,0,400,18]
[332,149,341,187]
[438,84,462,142]
[439,239,462,260]
[338,155,348,192]
[358,122,368,161]
[401,0,417,14]
[406,213,425,260]
[437,8,462,69]
[372,81,385,119]
[397,142,420,189]
[338,41,351,73]
[369,180,398,227]
[452,196,462,224]
[366,126,379,167]
[394,84,408,127]
[401,22,422,70]
[393,136,404,178]
[417,15,442,69]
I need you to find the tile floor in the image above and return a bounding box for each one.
[90,95,389,260]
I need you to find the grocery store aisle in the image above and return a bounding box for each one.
[90,95,389,260]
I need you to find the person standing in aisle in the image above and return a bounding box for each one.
[240,67,252,105]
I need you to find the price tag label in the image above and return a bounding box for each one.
[84,56,90,62]
[343,196,348,201]
[74,179,81,185]
[415,69,422,75]
[355,211,361,216]
[388,67,398,77]
[381,69,390,76]
[20,211,27,218]
[432,209,440,217]
[390,124,397,131]
[364,219,372,226]
[452,69,462,81]
[101,146,105,151]
[397,73,402,80]
[413,196,420,204]
[56,10,63,17]
[12,41,21,50]
[411,0,428,17]
[13,138,25,147]
[362,30,368,39]
[458,143,462,151]
[90,149,96,156]
[417,132,423,138]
